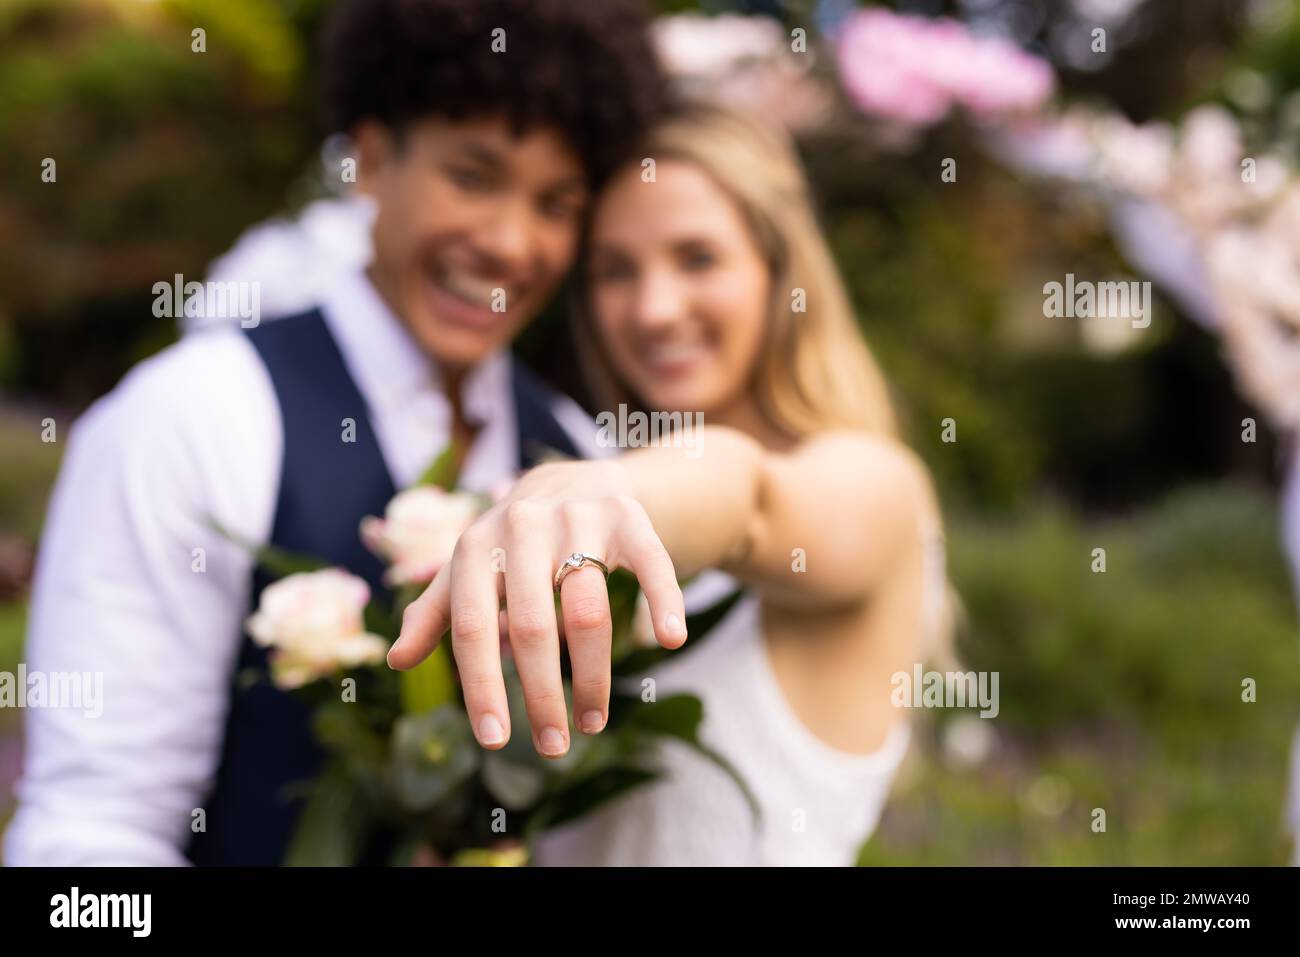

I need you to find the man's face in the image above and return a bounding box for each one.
[357,116,589,371]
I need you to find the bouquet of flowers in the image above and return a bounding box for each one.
[230,446,749,866]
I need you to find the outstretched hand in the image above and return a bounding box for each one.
[387,459,687,758]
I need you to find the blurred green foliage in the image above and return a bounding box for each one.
[0,0,328,401]
[0,603,23,687]
[0,414,60,541]
[0,600,25,856]
[862,483,1300,865]
[804,123,1273,511]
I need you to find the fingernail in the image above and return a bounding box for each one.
[580,710,606,734]
[665,613,687,642]
[477,713,506,746]
[539,726,568,756]
[385,644,403,669]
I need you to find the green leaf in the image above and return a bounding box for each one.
[283,760,373,867]
[387,705,479,811]
[415,443,459,491]
[615,691,699,736]
[253,545,329,579]
[605,569,642,661]
[482,750,547,811]
[386,834,425,867]
[524,765,659,838]
[314,701,383,758]
[683,587,746,637]
[611,587,746,676]
[205,515,326,579]
[363,601,399,641]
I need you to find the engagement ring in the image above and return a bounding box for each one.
[553,552,610,591]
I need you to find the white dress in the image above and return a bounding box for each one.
[534,578,914,867]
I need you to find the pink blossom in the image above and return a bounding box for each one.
[837,9,1054,128]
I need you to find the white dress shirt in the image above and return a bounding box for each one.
[3,270,600,866]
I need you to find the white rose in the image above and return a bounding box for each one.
[361,486,482,586]
[245,569,388,689]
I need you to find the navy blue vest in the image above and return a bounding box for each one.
[187,309,578,866]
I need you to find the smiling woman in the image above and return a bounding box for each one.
[573,103,897,440]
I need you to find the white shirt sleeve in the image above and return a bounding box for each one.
[3,330,281,866]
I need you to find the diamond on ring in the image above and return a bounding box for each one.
[554,552,610,591]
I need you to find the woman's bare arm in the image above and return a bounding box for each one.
[388,424,939,755]
[620,426,938,611]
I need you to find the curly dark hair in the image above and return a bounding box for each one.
[322,0,670,185]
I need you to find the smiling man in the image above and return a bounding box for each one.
[4,0,666,866]
[359,116,589,373]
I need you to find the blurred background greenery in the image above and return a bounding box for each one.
[1,0,1298,864]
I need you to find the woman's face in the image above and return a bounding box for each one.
[586,159,771,418]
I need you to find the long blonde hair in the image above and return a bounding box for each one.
[573,102,897,439]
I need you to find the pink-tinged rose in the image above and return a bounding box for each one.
[245,569,387,689]
[360,486,481,586]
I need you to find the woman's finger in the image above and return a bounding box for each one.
[560,562,613,735]
[557,502,613,734]
[501,502,570,758]
[446,534,511,750]
[610,498,688,650]
[388,564,451,670]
